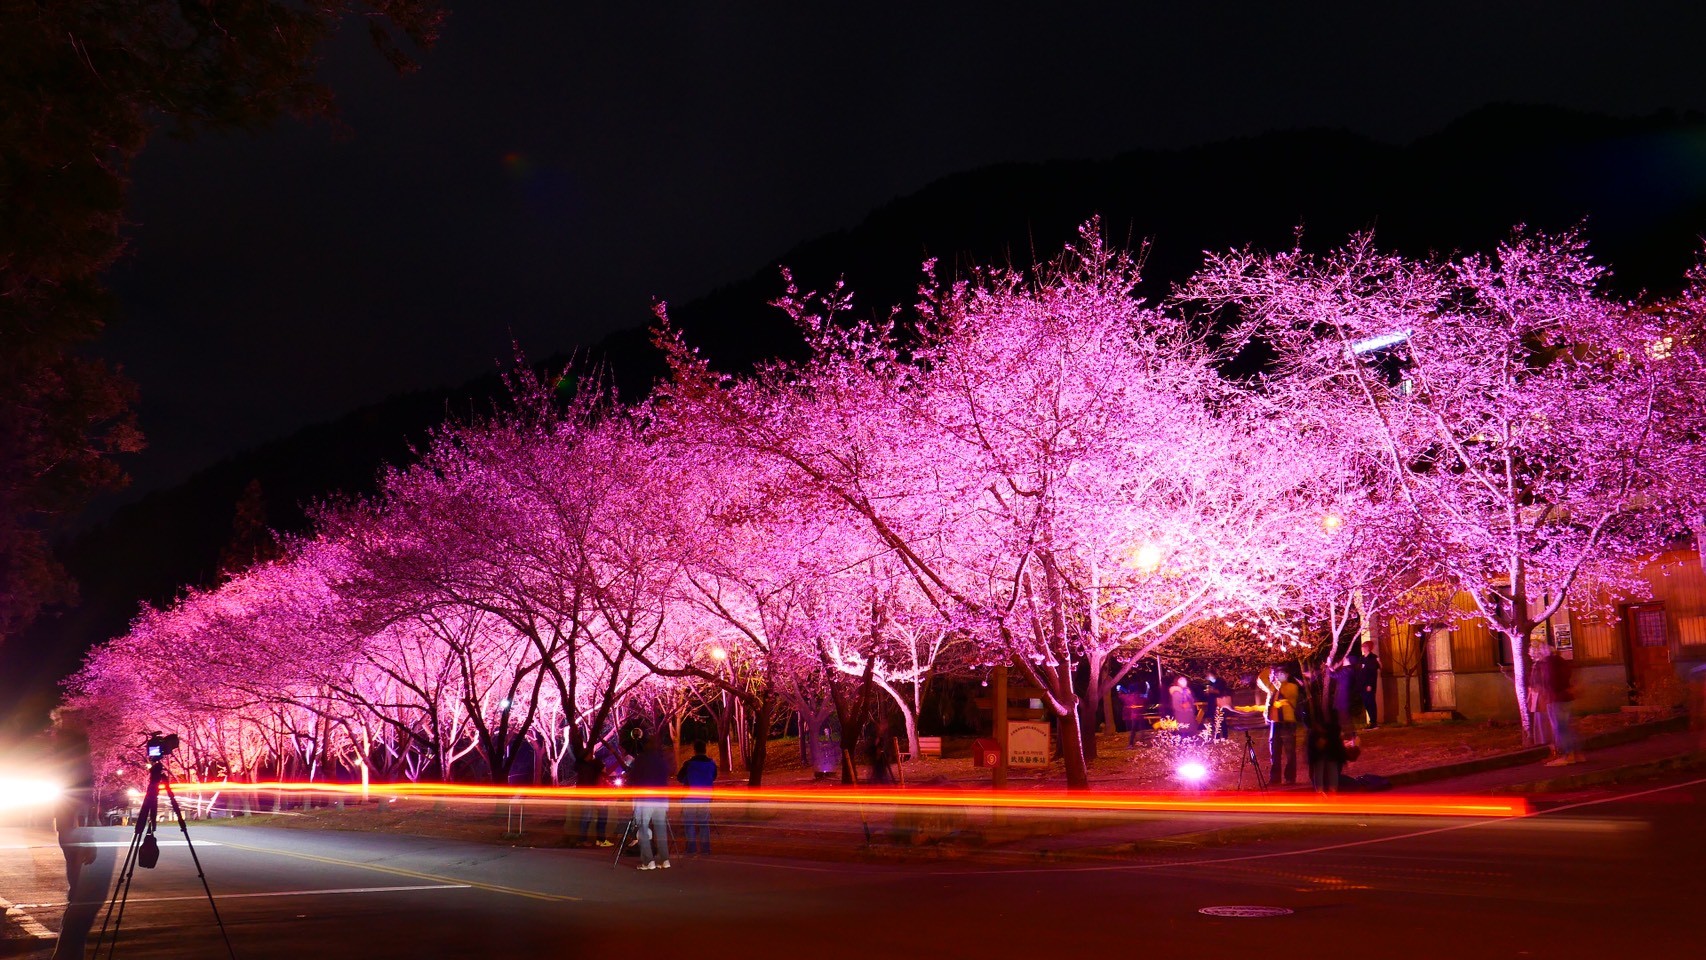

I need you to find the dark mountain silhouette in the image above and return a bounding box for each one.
[12,103,1706,724]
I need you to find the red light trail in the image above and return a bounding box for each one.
[165,781,1527,819]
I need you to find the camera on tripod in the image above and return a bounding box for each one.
[145,731,180,761]
[99,730,238,959]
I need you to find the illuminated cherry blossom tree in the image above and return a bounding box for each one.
[655,223,1337,787]
[1646,261,1706,575]
[1189,230,1670,742]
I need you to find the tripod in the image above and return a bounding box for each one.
[94,759,237,959]
[613,814,638,867]
[1235,729,1269,792]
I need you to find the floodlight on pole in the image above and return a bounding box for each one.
[1348,330,1411,355]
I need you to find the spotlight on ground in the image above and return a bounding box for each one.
[1176,761,1208,784]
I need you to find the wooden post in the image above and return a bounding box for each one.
[993,664,1009,789]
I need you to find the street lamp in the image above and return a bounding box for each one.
[1133,544,1163,575]
[707,645,734,772]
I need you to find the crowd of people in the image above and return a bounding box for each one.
[574,734,721,870]
[1116,643,1385,794]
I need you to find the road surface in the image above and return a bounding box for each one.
[4,772,1702,959]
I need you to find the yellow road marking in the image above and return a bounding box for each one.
[214,840,580,902]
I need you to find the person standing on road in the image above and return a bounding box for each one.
[626,735,674,870]
[51,709,112,960]
[1260,667,1300,785]
[1354,641,1382,730]
[676,739,719,855]
[573,750,612,847]
[1306,692,1349,794]
[1542,645,1581,766]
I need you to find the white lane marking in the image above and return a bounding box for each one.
[1,895,56,940]
[0,840,222,849]
[82,840,222,848]
[928,775,1706,877]
[10,883,471,909]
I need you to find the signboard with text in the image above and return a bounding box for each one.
[1007,721,1050,767]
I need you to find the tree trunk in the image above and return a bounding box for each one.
[834,658,878,784]
[1506,626,1536,745]
[1075,697,1099,762]
[1056,701,1090,789]
[745,695,776,787]
[872,679,919,760]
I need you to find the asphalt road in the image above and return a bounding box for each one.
[5,773,1703,960]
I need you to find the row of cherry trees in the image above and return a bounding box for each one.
[66,222,1706,788]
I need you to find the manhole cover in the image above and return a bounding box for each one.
[1198,906,1294,918]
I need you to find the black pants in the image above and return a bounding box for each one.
[1268,721,1298,785]
[578,802,608,841]
[1358,685,1379,726]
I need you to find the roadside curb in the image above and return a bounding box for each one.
[1491,751,1706,795]
[1379,714,1687,788]
[1382,746,1550,786]
[1580,713,1687,748]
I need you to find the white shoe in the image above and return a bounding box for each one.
[660,860,671,869]
[637,862,657,870]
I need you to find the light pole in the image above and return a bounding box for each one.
[709,646,736,773]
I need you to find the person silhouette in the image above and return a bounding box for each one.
[50,708,114,960]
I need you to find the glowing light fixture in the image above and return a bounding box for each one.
[1349,330,1410,355]
[709,646,729,662]
[1176,761,1209,783]
[1133,544,1163,574]
[1322,513,1344,534]
[0,778,61,811]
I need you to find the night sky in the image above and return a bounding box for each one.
[101,2,1706,496]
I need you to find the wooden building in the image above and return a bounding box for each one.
[1377,546,1706,722]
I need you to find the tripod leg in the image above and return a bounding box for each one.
[613,818,635,868]
[94,772,159,960]
[92,825,145,960]
[160,780,238,960]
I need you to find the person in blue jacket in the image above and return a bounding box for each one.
[676,739,719,855]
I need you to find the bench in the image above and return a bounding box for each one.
[896,736,944,761]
